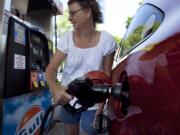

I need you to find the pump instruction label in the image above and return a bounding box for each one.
[14,54,26,69]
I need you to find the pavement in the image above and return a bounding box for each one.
[47,122,108,135]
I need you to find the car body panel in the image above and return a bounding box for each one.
[109,0,180,134]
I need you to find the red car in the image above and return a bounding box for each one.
[109,0,180,135]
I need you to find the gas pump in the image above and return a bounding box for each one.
[4,17,50,98]
[2,16,52,135]
[0,0,63,135]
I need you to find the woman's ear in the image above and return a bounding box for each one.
[84,8,92,18]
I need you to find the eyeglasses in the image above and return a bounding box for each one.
[69,8,84,17]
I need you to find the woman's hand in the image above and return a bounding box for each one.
[95,102,105,116]
[52,86,73,105]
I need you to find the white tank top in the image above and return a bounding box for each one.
[57,30,117,86]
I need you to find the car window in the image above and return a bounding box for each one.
[120,4,164,56]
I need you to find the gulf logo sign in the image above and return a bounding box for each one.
[16,105,44,135]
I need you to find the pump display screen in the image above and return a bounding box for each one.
[31,34,44,57]
[14,22,26,45]
[31,34,41,45]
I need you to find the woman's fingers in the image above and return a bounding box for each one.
[55,90,73,105]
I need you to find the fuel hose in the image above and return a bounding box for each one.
[39,100,56,135]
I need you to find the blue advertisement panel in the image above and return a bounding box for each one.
[2,89,52,135]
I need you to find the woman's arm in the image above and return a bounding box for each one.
[96,52,115,116]
[103,52,115,76]
[45,50,73,104]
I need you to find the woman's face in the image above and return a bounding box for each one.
[68,2,91,30]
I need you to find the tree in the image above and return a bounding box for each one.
[57,8,73,36]
[114,36,122,46]
[125,17,133,29]
[125,0,143,29]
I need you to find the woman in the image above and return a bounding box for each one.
[45,0,117,134]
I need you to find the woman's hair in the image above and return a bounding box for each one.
[68,0,103,27]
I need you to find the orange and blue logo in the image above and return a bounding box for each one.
[16,105,44,135]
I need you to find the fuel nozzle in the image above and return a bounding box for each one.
[92,83,129,102]
[92,83,130,115]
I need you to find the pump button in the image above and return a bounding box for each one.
[40,80,45,87]
[33,81,39,88]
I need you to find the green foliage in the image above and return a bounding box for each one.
[122,25,143,54]
[139,0,144,5]
[121,21,160,55]
[125,17,133,29]
[57,8,73,36]
[114,36,122,47]
[125,0,143,29]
